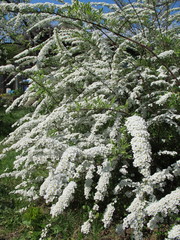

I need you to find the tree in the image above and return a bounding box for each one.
[0,0,31,92]
[0,0,56,91]
[0,1,179,239]
[0,0,31,44]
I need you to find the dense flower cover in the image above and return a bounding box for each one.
[0,0,179,239]
[166,225,180,240]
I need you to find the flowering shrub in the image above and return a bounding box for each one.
[0,0,179,239]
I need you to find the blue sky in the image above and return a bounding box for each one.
[31,0,115,4]
[30,0,180,8]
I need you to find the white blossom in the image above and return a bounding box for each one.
[125,116,152,177]
[123,195,146,240]
[84,164,95,199]
[158,150,177,156]
[102,202,115,228]
[146,188,180,229]
[156,92,172,105]
[39,223,51,240]
[0,64,15,73]
[50,181,77,217]
[167,225,180,240]
[158,50,174,59]
[94,160,113,202]
[81,220,91,234]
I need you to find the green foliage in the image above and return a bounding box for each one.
[42,209,105,240]
[22,207,44,230]
[111,126,131,159]
[69,0,103,23]
[0,150,17,174]
[167,93,180,110]
[0,169,22,239]
[0,105,30,137]
[0,43,25,64]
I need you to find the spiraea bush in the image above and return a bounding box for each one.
[0,0,179,239]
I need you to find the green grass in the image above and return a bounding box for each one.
[0,106,30,138]
[0,105,30,240]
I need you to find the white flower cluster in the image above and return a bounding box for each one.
[40,147,82,203]
[146,188,180,229]
[167,225,180,240]
[171,160,180,177]
[94,160,113,202]
[114,178,134,195]
[125,115,152,177]
[149,169,174,191]
[39,223,51,240]
[158,150,178,156]
[123,195,146,239]
[81,219,91,234]
[129,86,143,105]
[156,92,172,105]
[50,181,77,217]
[38,39,55,63]
[84,164,95,199]
[158,50,174,59]
[92,30,113,62]
[102,202,115,228]
[124,116,155,239]
[11,186,39,201]
[0,64,15,73]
